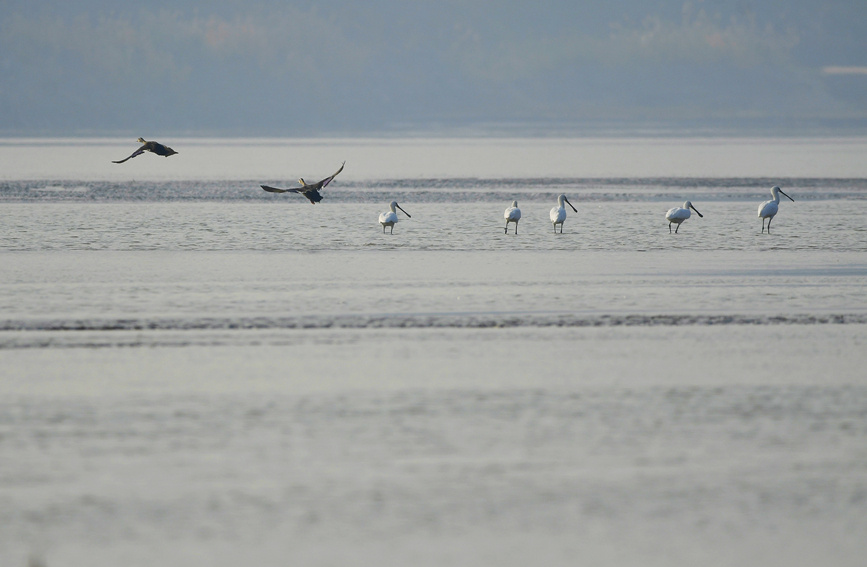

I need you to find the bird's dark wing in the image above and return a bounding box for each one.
[112,145,147,164]
[261,185,303,194]
[313,161,345,189]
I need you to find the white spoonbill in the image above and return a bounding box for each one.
[665,201,703,233]
[379,201,411,234]
[504,200,521,234]
[758,186,794,233]
[550,194,577,233]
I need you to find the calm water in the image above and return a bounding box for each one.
[2,138,867,567]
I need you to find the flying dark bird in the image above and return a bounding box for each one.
[112,138,178,163]
[261,161,345,204]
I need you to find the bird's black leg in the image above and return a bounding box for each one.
[669,222,672,233]
[675,223,679,234]
[767,217,772,234]
[762,218,766,233]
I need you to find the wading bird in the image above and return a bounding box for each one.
[261,161,345,204]
[112,138,178,163]
[665,201,703,233]
[550,194,577,233]
[758,186,794,233]
[504,200,521,234]
[379,201,411,234]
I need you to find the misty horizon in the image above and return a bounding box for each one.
[2,1,866,137]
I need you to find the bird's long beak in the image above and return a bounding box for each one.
[565,197,577,212]
[397,205,411,218]
[690,204,703,217]
[780,189,794,202]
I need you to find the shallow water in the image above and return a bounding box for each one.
[2,197,866,253]
[2,138,867,566]
[3,325,867,567]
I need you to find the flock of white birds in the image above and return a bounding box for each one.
[501,186,793,236]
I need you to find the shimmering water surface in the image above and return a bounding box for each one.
[1,138,867,567]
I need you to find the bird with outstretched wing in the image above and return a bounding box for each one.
[261,161,345,204]
[113,137,178,163]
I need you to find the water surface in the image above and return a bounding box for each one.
[2,137,866,567]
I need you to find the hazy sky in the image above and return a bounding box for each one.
[2,0,866,136]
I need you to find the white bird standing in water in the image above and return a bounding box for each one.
[758,186,794,233]
[379,201,411,234]
[549,194,577,233]
[665,201,703,233]
[504,200,521,234]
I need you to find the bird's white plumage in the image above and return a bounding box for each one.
[550,206,566,224]
[666,205,691,222]
[665,200,702,233]
[379,210,398,224]
[549,194,577,233]
[758,200,779,219]
[505,201,521,222]
[758,186,794,233]
[504,200,521,233]
[379,201,411,233]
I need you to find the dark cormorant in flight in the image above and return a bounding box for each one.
[113,138,178,163]
[261,161,345,204]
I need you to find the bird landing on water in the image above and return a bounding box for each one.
[261,162,345,204]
